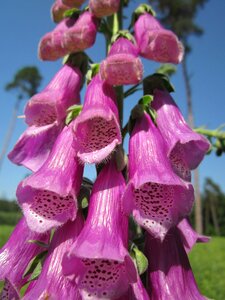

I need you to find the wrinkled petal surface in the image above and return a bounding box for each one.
[152,90,210,177]
[0,218,49,288]
[135,13,184,64]
[62,0,85,7]
[62,12,98,53]
[177,218,210,253]
[0,279,20,300]
[100,38,143,86]
[38,18,76,61]
[23,214,84,300]
[145,229,205,300]
[63,161,137,299]
[90,0,120,18]
[8,122,62,172]
[16,124,83,233]
[51,0,71,23]
[25,64,81,126]
[74,74,121,164]
[123,113,194,240]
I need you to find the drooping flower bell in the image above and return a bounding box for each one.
[51,0,71,23]
[0,279,20,300]
[177,218,210,253]
[25,63,81,126]
[74,74,122,164]
[134,13,184,64]
[38,18,75,61]
[0,218,50,291]
[62,11,99,54]
[23,214,84,300]
[145,228,206,300]
[16,123,84,233]
[100,37,143,86]
[123,112,194,240]
[8,122,62,172]
[62,0,85,7]
[89,0,120,18]
[8,63,82,173]
[62,160,137,299]
[151,89,210,181]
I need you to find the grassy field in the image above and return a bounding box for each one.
[0,226,224,299]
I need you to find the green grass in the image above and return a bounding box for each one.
[0,226,224,299]
[189,237,225,300]
[0,225,14,247]
[0,225,14,291]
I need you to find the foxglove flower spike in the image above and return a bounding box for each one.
[152,90,210,180]
[89,0,120,18]
[8,122,62,172]
[63,160,137,299]
[25,64,81,127]
[23,214,84,300]
[62,11,99,54]
[100,37,143,86]
[123,112,194,240]
[134,13,184,64]
[74,74,121,164]
[177,218,210,253]
[145,229,206,300]
[16,123,83,233]
[0,218,49,290]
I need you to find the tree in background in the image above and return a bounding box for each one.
[150,0,208,234]
[0,67,42,171]
[202,178,225,236]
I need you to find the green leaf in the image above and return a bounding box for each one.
[65,104,82,125]
[156,64,177,77]
[131,246,148,275]
[86,63,100,84]
[63,8,80,18]
[115,145,128,172]
[143,73,175,95]
[28,240,49,249]
[131,104,144,120]
[129,4,156,29]
[81,197,89,209]
[139,95,154,106]
[111,30,135,44]
[23,250,48,279]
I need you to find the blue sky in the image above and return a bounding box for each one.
[0,0,225,200]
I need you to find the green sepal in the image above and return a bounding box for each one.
[23,250,48,279]
[63,52,89,87]
[81,197,89,209]
[28,240,49,249]
[130,245,148,275]
[111,30,135,44]
[114,145,128,172]
[86,63,100,84]
[129,4,156,29]
[63,8,80,18]
[78,177,93,209]
[65,104,82,125]
[143,73,175,95]
[98,18,112,36]
[146,106,157,125]
[139,94,153,106]
[155,64,177,77]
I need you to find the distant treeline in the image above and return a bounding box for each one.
[0,199,22,225]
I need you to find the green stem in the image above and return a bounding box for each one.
[114,1,124,130]
[194,127,225,139]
